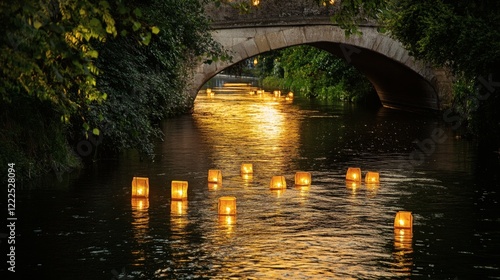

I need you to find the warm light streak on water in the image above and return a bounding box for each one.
[16,87,500,279]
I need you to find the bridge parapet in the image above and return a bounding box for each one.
[205,0,374,29]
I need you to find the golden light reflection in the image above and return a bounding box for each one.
[241,174,253,181]
[131,198,149,210]
[131,196,150,264]
[393,228,414,274]
[295,185,310,200]
[218,215,236,235]
[394,228,413,250]
[208,182,220,191]
[171,200,188,216]
[193,86,300,186]
[365,183,379,196]
[345,181,359,194]
[271,188,286,198]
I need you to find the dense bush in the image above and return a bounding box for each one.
[258,46,376,102]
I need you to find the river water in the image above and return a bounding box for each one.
[14,84,500,279]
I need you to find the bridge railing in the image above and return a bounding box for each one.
[205,0,377,29]
[205,0,335,28]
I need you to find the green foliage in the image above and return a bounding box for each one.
[383,0,500,79]
[259,46,375,102]
[86,0,226,157]
[1,0,226,177]
[331,0,500,144]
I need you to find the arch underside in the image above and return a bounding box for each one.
[191,25,452,111]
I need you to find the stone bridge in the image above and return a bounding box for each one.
[188,0,453,111]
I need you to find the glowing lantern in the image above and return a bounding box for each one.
[131,177,149,198]
[208,169,222,184]
[171,180,188,201]
[295,172,311,186]
[270,175,286,190]
[252,0,260,6]
[345,167,361,182]
[288,92,294,98]
[241,163,253,175]
[273,90,281,97]
[365,171,380,184]
[253,58,258,65]
[218,196,237,216]
[394,211,413,230]
[131,198,149,210]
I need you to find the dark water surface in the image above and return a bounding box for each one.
[13,88,500,279]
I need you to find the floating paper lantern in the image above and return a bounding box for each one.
[131,177,149,198]
[270,175,286,190]
[365,171,380,184]
[294,171,311,186]
[394,211,413,230]
[131,198,149,210]
[206,88,214,97]
[218,196,237,216]
[345,167,361,182]
[208,169,222,184]
[241,163,253,175]
[171,180,188,201]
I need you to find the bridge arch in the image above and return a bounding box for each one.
[188,25,453,111]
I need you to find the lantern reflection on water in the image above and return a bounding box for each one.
[131,177,149,198]
[365,171,380,184]
[394,228,413,250]
[131,198,149,210]
[394,211,413,230]
[208,183,220,191]
[218,196,237,216]
[171,180,188,201]
[171,200,188,216]
[219,215,236,225]
[208,169,222,184]
[345,167,361,182]
[270,175,287,190]
[295,171,311,186]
